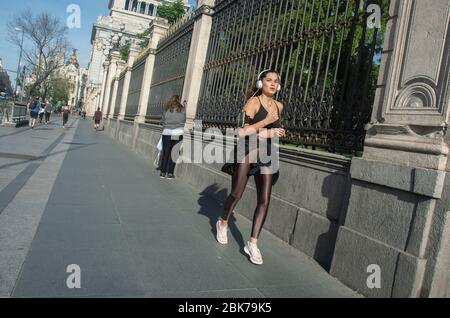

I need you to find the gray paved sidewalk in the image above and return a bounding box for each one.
[0,118,361,298]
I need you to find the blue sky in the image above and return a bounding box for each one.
[0,0,196,84]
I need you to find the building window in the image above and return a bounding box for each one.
[140,2,146,14]
[148,4,154,16]
[125,0,130,10]
[131,0,138,12]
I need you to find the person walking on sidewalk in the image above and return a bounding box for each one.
[44,100,52,125]
[93,107,102,130]
[28,96,40,129]
[38,101,45,124]
[217,70,286,265]
[62,104,70,128]
[159,95,186,180]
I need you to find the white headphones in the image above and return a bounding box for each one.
[256,70,281,92]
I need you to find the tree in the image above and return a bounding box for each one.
[47,75,71,105]
[7,10,70,99]
[157,0,186,24]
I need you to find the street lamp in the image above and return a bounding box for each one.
[14,27,25,104]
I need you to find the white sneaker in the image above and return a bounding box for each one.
[244,241,263,265]
[216,218,228,245]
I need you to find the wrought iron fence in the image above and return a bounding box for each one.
[0,102,27,124]
[196,0,389,154]
[125,58,146,121]
[145,18,195,124]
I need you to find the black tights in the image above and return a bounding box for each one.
[222,155,273,239]
[161,135,183,174]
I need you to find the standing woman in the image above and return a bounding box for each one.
[160,95,186,180]
[44,99,52,124]
[218,70,286,265]
[38,100,45,123]
[62,104,70,128]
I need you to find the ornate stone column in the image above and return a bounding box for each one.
[135,19,169,123]
[118,43,141,120]
[330,0,450,298]
[101,50,121,117]
[106,59,127,118]
[181,0,215,129]
[99,60,110,116]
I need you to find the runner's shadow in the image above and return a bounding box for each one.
[197,184,246,252]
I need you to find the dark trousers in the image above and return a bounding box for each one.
[45,112,51,122]
[161,135,183,174]
[39,112,44,123]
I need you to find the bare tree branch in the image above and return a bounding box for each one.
[7,10,70,98]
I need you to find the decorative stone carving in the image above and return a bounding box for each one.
[394,80,437,109]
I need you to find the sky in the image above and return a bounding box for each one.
[0,0,197,86]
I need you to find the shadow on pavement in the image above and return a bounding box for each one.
[0,142,97,171]
[197,184,248,257]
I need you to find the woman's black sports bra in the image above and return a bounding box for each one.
[243,97,280,129]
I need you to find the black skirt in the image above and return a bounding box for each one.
[221,136,280,186]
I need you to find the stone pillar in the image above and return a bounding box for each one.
[99,60,110,116]
[101,50,121,118]
[181,0,214,129]
[118,43,141,120]
[330,0,450,298]
[135,19,169,123]
[106,60,127,118]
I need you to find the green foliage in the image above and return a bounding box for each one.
[120,41,131,61]
[48,76,70,104]
[156,0,186,24]
[136,28,151,49]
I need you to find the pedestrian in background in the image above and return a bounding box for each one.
[159,95,186,180]
[93,107,102,130]
[44,100,52,125]
[28,96,40,129]
[62,104,70,128]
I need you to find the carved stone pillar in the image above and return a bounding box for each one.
[181,0,215,129]
[118,43,141,120]
[99,60,110,116]
[101,50,121,118]
[106,60,127,118]
[135,19,169,123]
[330,0,450,298]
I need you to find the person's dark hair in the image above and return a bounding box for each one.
[165,95,184,113]
[246,69,280,100]
[97,108,100,111]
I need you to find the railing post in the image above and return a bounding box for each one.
[181,0,215,130]
[135,19,169,123]
[101,50,121,118]
[118,43,141,120]
[106,59,127,118]
[99,61,110,117]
